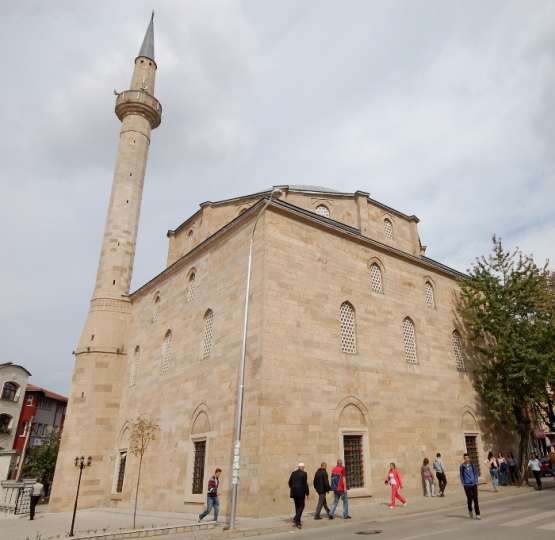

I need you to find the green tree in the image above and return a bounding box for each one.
[129,414,160,529]
[458,236,555,475]
[22,429,61,484]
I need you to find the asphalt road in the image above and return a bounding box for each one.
[262,489,555,540]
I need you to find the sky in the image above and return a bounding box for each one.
[1,0,554,396]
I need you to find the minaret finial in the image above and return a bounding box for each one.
[151,10,155,22]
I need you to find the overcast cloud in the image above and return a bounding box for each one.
[1,0,554,395]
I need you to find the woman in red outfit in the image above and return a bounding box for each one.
[385,463,407,509]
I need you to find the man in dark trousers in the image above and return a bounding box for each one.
[288,463,309,528]
[460,453,481,520]
[313,462,333,519]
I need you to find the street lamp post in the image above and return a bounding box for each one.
[69,455,92,537]
[229,188,282,530]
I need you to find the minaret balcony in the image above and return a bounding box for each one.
[115,90,162,129]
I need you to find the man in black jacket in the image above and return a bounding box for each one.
[288,463,310,528]
[313,462,333,519]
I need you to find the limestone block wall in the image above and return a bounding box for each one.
[108,215,269,517]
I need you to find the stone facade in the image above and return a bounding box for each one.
[51,19,516,519]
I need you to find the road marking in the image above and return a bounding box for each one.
[501,510,555,527]
[538,522,555,530]
[400,528,459,539]
[472,508,530,523]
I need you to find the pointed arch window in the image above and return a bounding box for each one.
[315,205,330,218]
[188,273,196,302]
[370,263,383,294]
[424,281,435,308]
[153,295,160,322]
[340,302,356,354]
[452,331,466,371]
[403,317,418,364]
[131,347,140,387]
[162,331,172,374]
[203,310,214,359]
[383,219,393,239]
[188,230,194,252]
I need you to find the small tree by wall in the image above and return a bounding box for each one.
[129,414,160,529]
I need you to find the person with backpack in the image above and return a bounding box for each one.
[329,459,351,519]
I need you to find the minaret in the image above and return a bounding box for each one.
[49,15,162,512]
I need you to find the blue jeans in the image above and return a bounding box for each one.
[329,491,349,517]
[489,468,499,488]
[199,496,219,521]
[498,468,508,485]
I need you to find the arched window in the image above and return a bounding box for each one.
[162,331,172,374]
[188,273,196,302]
[340,302,356,354]
[383,219,393,239]
[0,414,13,434]
[1,382,18,401]
[153,295,160,322]
[424,281,435,308]
[402,317,418,364]
[452,331,465,371]
[203,310,214,359]
[315,205,330,218]
[370,263,383,294]
[131,347,140,387]
[188,230,194,252]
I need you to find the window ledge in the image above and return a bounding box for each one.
[347,488,372,498]
[183,494,205,504]
[110,493,123,500]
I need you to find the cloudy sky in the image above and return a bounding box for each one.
[1,0,554,395]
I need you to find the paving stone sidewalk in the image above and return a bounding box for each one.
[3,480,553,540]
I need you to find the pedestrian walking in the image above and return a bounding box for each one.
[497,452,508,486]
[433,453,447,496]
[329,459,351,519]
[385,462,407,509]
[313,462,333,520]
[528,453,542,491]
[198,468,222,525]
[548,447,555,480]
[460,453,481,520]
[29,478,44,520]
[421,458,436,497]
[288,463,309,528]
[484,451,499,492]
[507,451,520,485]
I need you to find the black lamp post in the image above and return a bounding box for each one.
[69,455,92,537]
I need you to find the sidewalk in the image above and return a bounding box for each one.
[4,480,553,540]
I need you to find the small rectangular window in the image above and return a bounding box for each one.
[19,421,27,437]
[27,395,33,406]
[116,452,127,493]
[344,435,364,488]
[465,435,481,476]
[192,441,206,494]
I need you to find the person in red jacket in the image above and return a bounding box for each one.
[329,459,351,519]
[385,463,407,509]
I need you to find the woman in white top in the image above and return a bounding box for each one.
[497,452,508,486]
[528,453,542,491]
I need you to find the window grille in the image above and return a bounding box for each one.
[315,205,330,218]
[153,296,160,322]
[131,347,140,387]
[384,219,393,239]
[370,263,383,293]
[116,452,127,493]
[162,331,172,374]
[192,441,206,494]
[344,435,364,488]
[403,318,418,363]
[465,436,481,476]
[203,310,214,359]
[424,282,435,308]
[188,273,196,302]
[452,331,466,371]
[1,382,18,401]
[340,302,356,354]
[188,231,194,252]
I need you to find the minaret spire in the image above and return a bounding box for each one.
[50,15,163,512]
[138,11,155,61]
